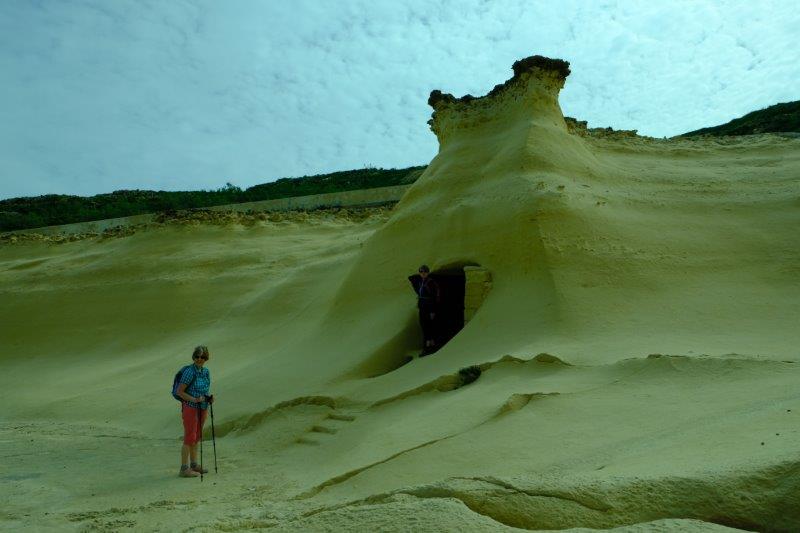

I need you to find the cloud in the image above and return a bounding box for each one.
[0,0,798,199]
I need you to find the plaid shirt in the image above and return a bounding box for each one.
[180,364,211,410]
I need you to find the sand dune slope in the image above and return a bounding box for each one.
[2,57,799,531]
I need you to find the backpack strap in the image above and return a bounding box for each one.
[188,365,198,389]
[182,365,199,400]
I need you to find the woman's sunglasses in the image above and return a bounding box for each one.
[193,355,209,360]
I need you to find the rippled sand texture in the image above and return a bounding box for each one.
[1,57,799,531]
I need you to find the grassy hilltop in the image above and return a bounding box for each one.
[682,100,800,137]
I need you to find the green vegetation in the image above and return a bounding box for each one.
[681,100,800,137]
[0,166,425,232]
[457,366,482,387]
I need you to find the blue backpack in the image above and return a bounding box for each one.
[171,365,197,401]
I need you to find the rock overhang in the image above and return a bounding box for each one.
[427,55,571,110]
[426,55,572,143]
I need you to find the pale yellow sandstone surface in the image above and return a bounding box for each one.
[1,56,798,531]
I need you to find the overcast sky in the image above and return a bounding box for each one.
[1,0,798,199]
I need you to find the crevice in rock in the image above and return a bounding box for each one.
[370,353,568,408]
[449,475,612,512]
[293,460,800,531]
[294,434,458,500]
[213,396,343,437]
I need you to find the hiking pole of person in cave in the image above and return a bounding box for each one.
[408,264,441,356]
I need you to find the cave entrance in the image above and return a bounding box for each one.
[428,265,492,351]
[353,264,492,377]
[430,268,465,348]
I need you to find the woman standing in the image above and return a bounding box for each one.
[408,265,441,355]
[176,345,213,478]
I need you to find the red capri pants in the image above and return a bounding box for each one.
[182,403,208,445]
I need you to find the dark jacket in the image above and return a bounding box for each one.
[408,274,441,310]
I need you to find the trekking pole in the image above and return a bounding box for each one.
[198,406,204,482]
[210,400,218,473]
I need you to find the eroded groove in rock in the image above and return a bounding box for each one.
[294,461,800,531]
[293,435,457,500]
[370,354,563,408]
[296,390,565,501]
[213,396,343,437]
[495,393,560,416]
[450,475,612,512]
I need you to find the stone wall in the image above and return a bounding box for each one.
[7,185,411,235]
[208,185,410,213]
[464,266,492,323]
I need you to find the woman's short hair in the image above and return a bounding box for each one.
[418,264,430,273]
[192,345,209,359]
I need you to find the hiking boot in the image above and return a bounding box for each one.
[191,464,208,474]
[179,466,199,478]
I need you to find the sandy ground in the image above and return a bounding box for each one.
[2,63,800,532]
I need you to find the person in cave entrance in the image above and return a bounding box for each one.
[408,264,441,356]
